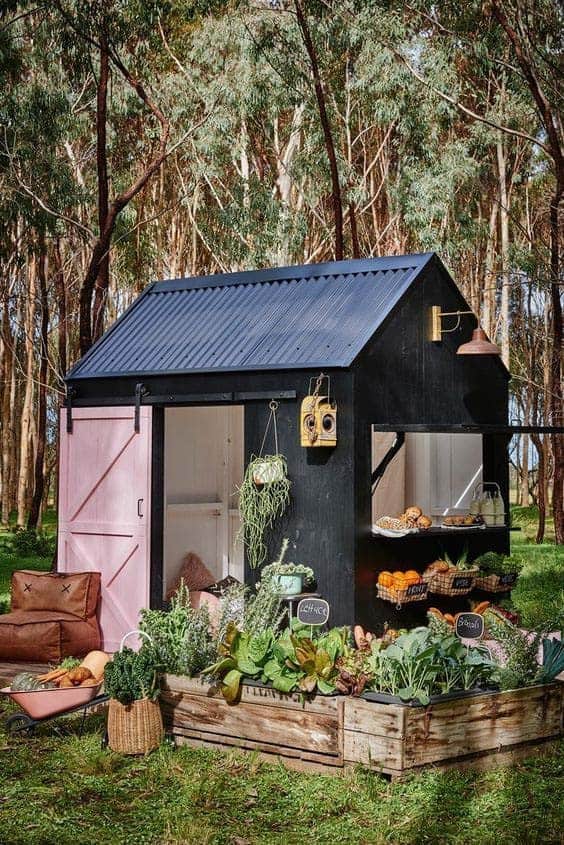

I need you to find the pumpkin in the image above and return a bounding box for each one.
[378,571,394,588]
[11,672,55,692]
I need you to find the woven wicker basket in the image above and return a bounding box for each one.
[107,697,163,755]
[474,572,518,593]
[377,582,429,606]
[426,568,479,597]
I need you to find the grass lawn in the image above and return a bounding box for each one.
[0,509,562,845]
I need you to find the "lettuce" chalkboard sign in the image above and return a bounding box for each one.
[297,598,330,626]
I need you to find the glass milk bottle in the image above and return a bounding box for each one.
[469,488,482,518]
[482,491,496,526]
[493,490,505,526]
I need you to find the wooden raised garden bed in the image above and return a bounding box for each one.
[161,675,344,771]
[161,675,563,778]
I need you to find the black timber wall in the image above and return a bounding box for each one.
[70,368,356,627]
[352,255,510,633]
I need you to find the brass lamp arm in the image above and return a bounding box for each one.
[430,306,475,341]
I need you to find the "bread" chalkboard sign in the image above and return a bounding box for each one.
[297,598,330,627]
[455,612,484,640]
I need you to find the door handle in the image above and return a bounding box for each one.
[137,498,144,518]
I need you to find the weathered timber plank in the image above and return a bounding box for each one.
[162,675,340,716]
[343,698,405,738]
[169,724,343,766]
[403,684,563,766]
[0,660,49,684]
[393,739,562,780]
[343,730,403,771]
[173,735,343,774]
[161,692,341,756]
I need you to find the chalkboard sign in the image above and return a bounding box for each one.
[455,612,484,640]
[406,582,427,598]
[452,575,473,590]
[297,598,330,626]
[499,572,517,587]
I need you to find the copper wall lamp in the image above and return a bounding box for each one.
[430,306,501,356]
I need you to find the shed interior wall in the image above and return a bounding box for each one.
[163,406,244,595]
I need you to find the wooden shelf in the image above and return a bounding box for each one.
[167,502,222,511]
[371,526,507,539]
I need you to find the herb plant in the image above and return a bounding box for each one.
[473,552,522,576]
[484,608,543,690]
[139,581,216,676]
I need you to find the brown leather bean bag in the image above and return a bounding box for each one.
[0,571,101,662]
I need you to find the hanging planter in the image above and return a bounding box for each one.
[252,456,286,485]
[237,402,291,570]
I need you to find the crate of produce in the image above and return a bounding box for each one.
[424,567,479,597]
[474,572,518,593]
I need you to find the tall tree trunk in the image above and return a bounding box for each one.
[17,256,36,527]
[92,33,111,345]
[496,134,510,367]
[1,292,14,526]
[548,182,563,542]
[531,432,546,543]
[28,243,49,529]
[53,238,67,375]
[482,201,498,339]
[293,0,344,260]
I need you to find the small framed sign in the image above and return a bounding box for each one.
[452,575,473,591]
[455,612,484,641]
[499,572,517,587]
[406,582,427,598]
[297,598,330,627]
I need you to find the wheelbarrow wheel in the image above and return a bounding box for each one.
[6,712,35,735]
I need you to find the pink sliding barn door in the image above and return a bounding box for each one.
[58,406,152,651]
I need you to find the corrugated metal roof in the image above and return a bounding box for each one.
[67,253,435,379]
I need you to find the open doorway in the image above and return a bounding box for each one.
[372,432,483,523]
[163,406,244,598]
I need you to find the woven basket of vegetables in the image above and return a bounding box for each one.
[104,631,163,756]
[107,697,163,756]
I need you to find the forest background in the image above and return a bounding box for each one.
[0,0,562,542]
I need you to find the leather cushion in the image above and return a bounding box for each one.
[0,610,101,662]
[11,571,101,620]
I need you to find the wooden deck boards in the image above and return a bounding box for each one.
[0,660,50,685]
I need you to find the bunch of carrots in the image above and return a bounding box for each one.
[36,665,98,688]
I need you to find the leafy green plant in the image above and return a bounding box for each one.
[443,547,473,571]
[536,637,564,684]
[204,623,275,703]
[11,528,55,558]
[139,581,216,677]
[104,647,160,705]
[474,552,522,576]
[237,454,291,569]
[366,627,496,704]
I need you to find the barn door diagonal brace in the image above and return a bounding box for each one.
[134,383,149,432]
[66,387,77,434]
[371,431,405,495]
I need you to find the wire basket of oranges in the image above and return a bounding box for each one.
[377,570,429,606]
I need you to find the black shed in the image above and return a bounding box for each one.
[59,253,511,647]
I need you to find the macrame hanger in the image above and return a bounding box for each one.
[259,400,279,456]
